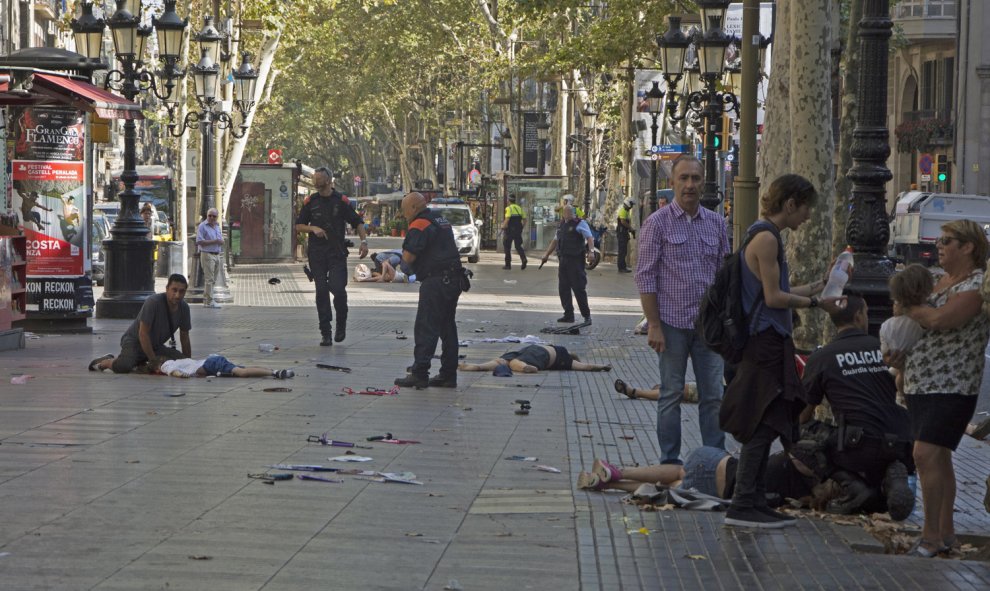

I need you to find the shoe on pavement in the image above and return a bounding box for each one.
[724,507,793,529]
[577,471,606,491]
[204,302,222,309]
[755,505,796,523]
[89,354,114,371]
[274,369,294,379]
[428,375,457,388]
[334,324,346,343]
[394,374,429,388]
[521,259,528,270]
[592,458,622,483]
[582,317,592,326]
[618,268,632,273]
[882,461,915,521]
[320,334,333,347]
[557,316,576,323]
[502,265,511,270]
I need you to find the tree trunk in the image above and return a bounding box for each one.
[786,0,836,350]
[833,0,862,256]
[757,0,793,183]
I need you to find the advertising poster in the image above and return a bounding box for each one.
[11,160,85,276]
[9,106,86,162]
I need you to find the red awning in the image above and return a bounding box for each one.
[30,73,143,120]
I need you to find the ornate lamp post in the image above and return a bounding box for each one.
[845,1,895,334]
[644,81,665,212]
[657,4,737,212]
[579,104,598,213]
[72,0,189,318]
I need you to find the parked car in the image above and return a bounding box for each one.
[427,198,482,263]
[91,213,110,286]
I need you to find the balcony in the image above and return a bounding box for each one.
[32,0,60,20]
[893,0,955,41]
[894,110,954,153]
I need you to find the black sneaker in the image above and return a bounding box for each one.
[88,354,114,371]
[320,335,333,347]
[394,374,429,388]
[557,316,575,323]
[756,505,796,523]
[724,507,793,529]
[274,369,294,379]
[428,375,457,388]
[334,324,346,343]
[883,461,915,521]
[521,259,527,270]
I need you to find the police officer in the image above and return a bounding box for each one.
[502,194,528,270]
[541,205,594,324]
[394,192,463,389]
[616,198,635,273]
[295,167,368,346]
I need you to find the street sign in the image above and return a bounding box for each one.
[652,144,690,154]
[268,149,283,165]
[651,154,660,161]
[726,153,735,162]
[919,153,933,175]
[920,174,932,182]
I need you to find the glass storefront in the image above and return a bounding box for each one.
[503,176,567,251]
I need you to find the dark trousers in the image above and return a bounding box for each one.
[503,230,526,266]
[558,255,590,319]
[412,276,461,378]
[111,339,185,373]
[731,422,778,509]
[617,231,631,270]
[829,435,915,488]
[310,252,348,337]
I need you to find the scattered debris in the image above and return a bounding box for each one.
[269,464,341,472]
[341,386,399,396]
[307,434,373,448]
[573,420,591,425]
[263,387,292,392]
[619,436,635,441]
[506,456,538,462]
[10,375,33,384]
[515,400,531,415]
[258,343,277,352]
[297,474,343,483]
[352,471,422,485]
[329,455,373,462]
[626,527,650,536]
[367,433,393,441]
[268,277,281,285]
[684,554,707,560]
[188,555,213,560]
[316,363,352,373]
[534,465,561,473]
[163,392,185,397]
[503,279,517,284]
[444,579,463,591]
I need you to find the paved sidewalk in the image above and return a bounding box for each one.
[0,242,988,590]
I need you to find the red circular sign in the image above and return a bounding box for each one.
[268,149,283,165]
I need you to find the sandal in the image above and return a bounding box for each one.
[614,379,638,399]
[577,471,606,491]
[592,458,622,483]
[907,539,941,558]
[940,536,958,555]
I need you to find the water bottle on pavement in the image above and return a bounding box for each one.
[822,247,855,299]
[258,343,276,353]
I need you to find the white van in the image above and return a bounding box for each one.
[427,198,482,263]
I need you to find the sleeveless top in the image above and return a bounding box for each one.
[740,220,792,337]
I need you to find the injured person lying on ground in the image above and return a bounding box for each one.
[458,344,611,374]
[147,354,294,379]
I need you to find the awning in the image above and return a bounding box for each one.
[30,73,143,120]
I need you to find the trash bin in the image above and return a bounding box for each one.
[155,241,184,277]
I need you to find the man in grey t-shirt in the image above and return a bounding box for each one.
[89,274,193,373]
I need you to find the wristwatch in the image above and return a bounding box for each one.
[809,296,819,308]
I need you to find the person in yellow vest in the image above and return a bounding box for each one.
[616,198,635,273]
[558,194,586,220]
[502,194,528,269]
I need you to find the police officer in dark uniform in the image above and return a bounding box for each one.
[502,194,527,269]
[394,192,464,389]
[295,167,368,346]
[541,205,594,324]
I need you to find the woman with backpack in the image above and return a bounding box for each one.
[719,174,846,529]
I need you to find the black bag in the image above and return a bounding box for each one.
[695,222,782,363]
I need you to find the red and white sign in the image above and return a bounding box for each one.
[268,149,283,165]
[12,160,85,276]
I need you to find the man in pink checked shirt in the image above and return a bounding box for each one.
[634,156,730,466]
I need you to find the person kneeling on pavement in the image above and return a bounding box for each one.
[800,295,916,521]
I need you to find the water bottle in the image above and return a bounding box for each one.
[822,247,855,299]
[258,343,276,353]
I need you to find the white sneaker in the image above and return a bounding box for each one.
[205,302,222,309]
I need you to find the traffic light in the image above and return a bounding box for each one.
[936,154,949,185]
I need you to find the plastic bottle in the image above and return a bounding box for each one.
[258,343,276,353]
[821,247,855,299]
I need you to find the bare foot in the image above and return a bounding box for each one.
[522,365,538,373]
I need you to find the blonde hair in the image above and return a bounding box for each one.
[941,219,989,270]
[889,264,933,307]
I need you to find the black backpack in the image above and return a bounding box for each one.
[695,221,782,363]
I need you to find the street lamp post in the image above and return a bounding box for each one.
[579,104,597,214]
[72,0,188,318]
[657,4,737,212]
[845,1,895,334]
[644,81,665,212]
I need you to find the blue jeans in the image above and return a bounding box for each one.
[656,321,726,464]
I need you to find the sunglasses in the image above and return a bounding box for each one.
[936,236,960,246]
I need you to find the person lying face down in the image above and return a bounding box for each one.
[458,344,611,374]
[148,354,294,379]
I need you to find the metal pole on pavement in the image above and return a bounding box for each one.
[733,0,762,247]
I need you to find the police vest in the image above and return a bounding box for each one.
[505,203,524,231]
[557,220,587,257]
[408,212,462,277]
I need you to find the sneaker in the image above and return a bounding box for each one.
[274,369,294,379]
[756,505,796,523]
[394,374,429,388]
[882,461,915,521]
[557,315,575,323]
[428,375,457,388]
[88,354,114,371]
[204,302,222,309]
[577,471,606,491]
[582,317,592,326]
[320,335,333,347]
[592,458,622,484]
[724,506,793,529]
